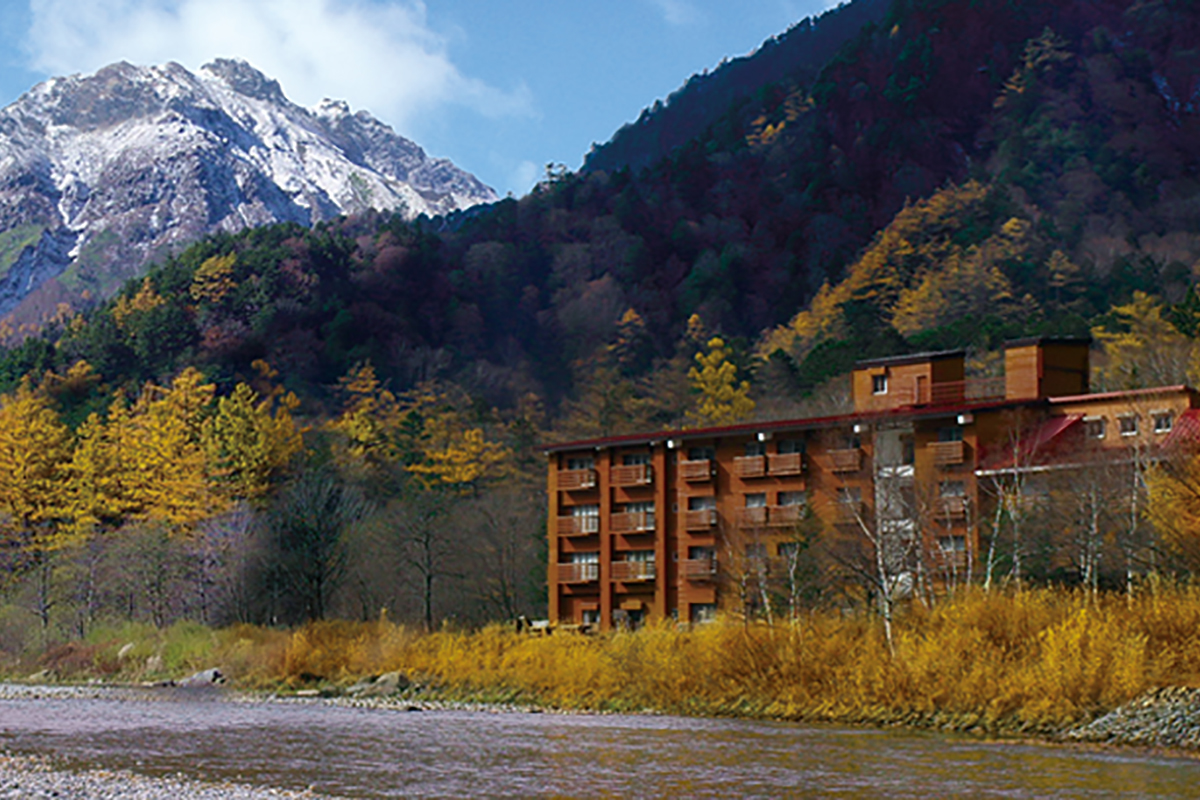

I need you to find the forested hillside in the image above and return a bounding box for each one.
[3,0,1200,638]
[582,0,890,174]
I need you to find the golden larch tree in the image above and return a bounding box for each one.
[688,336,755,427]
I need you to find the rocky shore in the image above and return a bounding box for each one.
[1062,687,1200,750]
[0,754,327,799]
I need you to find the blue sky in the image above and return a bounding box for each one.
[0,1,839,196]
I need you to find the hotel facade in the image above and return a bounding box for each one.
[543,338,1199,629]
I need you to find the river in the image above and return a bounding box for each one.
[1,687,1198,798]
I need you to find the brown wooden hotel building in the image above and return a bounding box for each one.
[543,338,1200,629]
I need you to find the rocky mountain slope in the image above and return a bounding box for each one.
[0,59,496,326]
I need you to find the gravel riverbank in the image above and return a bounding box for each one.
[1062,687,1200,750]
[0,754,329,800]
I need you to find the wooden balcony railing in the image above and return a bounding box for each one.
[611,511,656,534]
[894,377,1006,406]
[557,468,596,491]
[836,501,865,524]
[680,459,713,482]
[611,560,656,582]
[767,452,804,476]
[931,440,965,467]
[939,496,967,520]
[557,563,599,583]
[733,455,766,479]
[611,464,653,487]
[737,506,768,526]
[556,515,599,536]
[767,504,805,527]
[682,558,717,581]
[829,448,862,473]
[684,509,718,530]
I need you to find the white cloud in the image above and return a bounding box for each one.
[647,0,704,26]
[24,0,533,134]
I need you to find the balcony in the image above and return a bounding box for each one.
[611,511,656,534]
[939,496,967,520]
[733,455,766,479]
[767,452,804,476]
[611,560,656,582]
[931,440,966,467]
[767,504,805,527]
[829,448,862,473]
[682,558,717,582]
[836,501,865,524]
[557,469,596,491]
[556,515,599,537]
[894,377,1006,406]
[737,506,768,526]
[684,509,718,530]
[611,464,653,487]
[680,459,713,482]
[557,563,599,584]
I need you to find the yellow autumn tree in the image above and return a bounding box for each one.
[189,253,238,303]
[0,380,73,543]
[1091,292,1198,390]
[407,421,511,494]
[688,336,755,427]
[107,368,222,527]
[1145,453,1200,574]
[64,399,140,532]
[111,277,166,330]
[759,181,993,361]
[402,385,511,493]
[329,362,405,467]
[203,380,303,501]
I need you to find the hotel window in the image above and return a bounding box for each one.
[745,493,767,508]
[624,501,655,515]
[688,496,716,510]
[1153,412,1174,434]
[566,456,594,470]
[581,609,600,626]
[778,491,806,506]
[938,426,964,442]
[1119,414,1138,437]
[622,452,651,465]
[687,445,715,461]
[1084,417,1106,439]
[872,373,888,395]
[690,603,717,624]
[778,439,805,454]
[745,441,766,457]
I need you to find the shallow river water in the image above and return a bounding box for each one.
[1,688,1199,798]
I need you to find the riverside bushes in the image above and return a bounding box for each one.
[9,586,1200,733]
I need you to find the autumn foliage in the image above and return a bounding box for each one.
[20,587,1200,735]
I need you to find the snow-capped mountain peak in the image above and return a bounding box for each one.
[0,58,497,325]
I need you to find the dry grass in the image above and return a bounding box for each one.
[13,586,1200,732]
